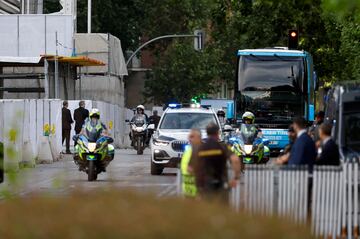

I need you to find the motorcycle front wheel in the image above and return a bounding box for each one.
[137,137,143,155]
[88,160,97,181]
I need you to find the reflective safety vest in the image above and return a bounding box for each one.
[84,120,104,142]
[180,147,197,197]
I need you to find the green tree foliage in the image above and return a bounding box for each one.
[339,18,360,80]
[322,0,360,22]
[44,0,360,103]
[44,0,145,51]
[43,0,61,13]
[77,0,145,51]
[144,42,220,104]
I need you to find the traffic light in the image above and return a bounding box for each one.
[288,29,299,49]
[194,29,205,51]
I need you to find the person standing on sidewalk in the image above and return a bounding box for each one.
[62,101,73,154]
[195,123,242,203]
[74,101,89,136]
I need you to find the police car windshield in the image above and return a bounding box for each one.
[160,113,217,129]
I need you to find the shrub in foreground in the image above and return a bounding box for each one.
[0,190,312,239]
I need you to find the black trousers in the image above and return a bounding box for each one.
[74,129,81,147]
[62,129,71,152]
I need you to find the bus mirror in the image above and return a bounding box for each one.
[226,101,234,119]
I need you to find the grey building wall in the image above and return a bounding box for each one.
[125,71,151,109]
[75,75,124,108]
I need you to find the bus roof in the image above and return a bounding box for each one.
[237,48,306,57]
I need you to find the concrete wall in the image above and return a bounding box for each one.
[75,75,124,107]
[0,99,62,168]
[0,99,132,171]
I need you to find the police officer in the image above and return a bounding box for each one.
[81,108,108,142]
[217,109,226,126]
[180,129,202,198]
[241,111,261,136]
[195,122,242,202]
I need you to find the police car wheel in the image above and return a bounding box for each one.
[151,160,163,175]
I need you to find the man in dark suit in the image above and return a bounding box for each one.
[316,123,340,165]
[288,117,316,166]
[74,101,89,135]
[62,101,73,154]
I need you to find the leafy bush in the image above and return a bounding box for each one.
[0,190,312,239]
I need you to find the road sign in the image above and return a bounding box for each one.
[194,30,204,51]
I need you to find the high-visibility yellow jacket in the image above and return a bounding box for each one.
[180,147,197,197]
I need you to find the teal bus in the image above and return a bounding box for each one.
[233,48,317,153]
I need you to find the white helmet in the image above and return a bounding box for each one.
[242,111,255,124]
[89,108,100,118]
[136,105,145,110]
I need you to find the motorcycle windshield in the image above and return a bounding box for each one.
[239,124,257,144]
[134,115,146,127]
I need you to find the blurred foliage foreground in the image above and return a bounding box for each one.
[0,190,312,239]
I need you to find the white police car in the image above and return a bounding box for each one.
[150,104,222,175]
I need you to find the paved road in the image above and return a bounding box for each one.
[1,149,179,197]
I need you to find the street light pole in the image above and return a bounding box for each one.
[126,34,197,67]
[87,0,92,33]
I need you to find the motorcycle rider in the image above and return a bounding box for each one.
[234,111,268,163]
[149,110,161,128]
[217,109,226,126]
[130,105,148,146]
[75,108,113,172]
[240,111,261,137]
[80,108,108,142]
[147,110,161,145]
[131,105,148,123]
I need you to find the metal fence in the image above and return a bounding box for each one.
[178,163,360,238]
[229,163,360,239]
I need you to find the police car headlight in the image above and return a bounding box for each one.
[153,139,169,146]
[244,145,253,155]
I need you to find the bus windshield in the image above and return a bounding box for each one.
[238,55,305,92]
[236,55,306,124]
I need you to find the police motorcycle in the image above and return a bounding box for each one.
[73,109,115,181]
[228,124,270,164]
[130,115,148,155]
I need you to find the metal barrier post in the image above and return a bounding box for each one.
[341,163,347,238]
[353,162,359,238]
[348,163,353,239]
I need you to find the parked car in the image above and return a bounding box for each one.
[325,82,360,161]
